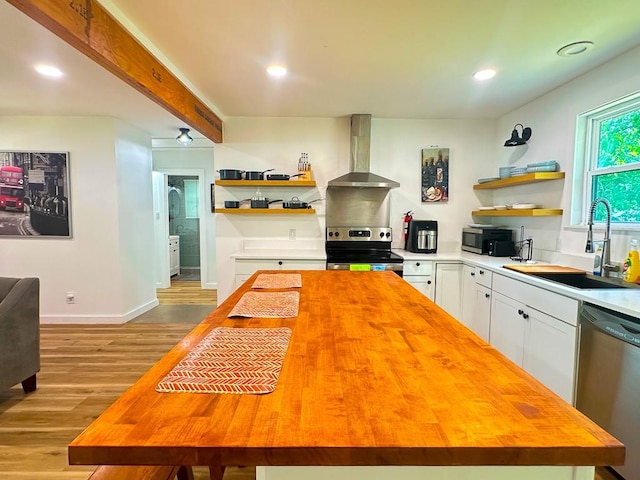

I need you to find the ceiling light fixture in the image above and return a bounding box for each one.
[557,41,594,57]
[473,69,496,80]
[266,65,287,77]
[176,128,193,145]
[35,64,63,78]
[504,124,532,147]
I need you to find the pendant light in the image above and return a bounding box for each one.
[176,128,193,145]
[504,124,532,147]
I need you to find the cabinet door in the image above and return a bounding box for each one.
[489,291,525,367]
[523,308,577,403]
[460,265,476,329]
[405,276,434,300]
[471,284,492,342]
[434,263,461,319]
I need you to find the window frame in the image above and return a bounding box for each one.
[573,91,640,229]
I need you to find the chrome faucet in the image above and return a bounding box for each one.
[586,198,619,277]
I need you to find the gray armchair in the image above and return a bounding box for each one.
[0,277,40,393]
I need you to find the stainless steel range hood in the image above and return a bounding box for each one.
[327,114,400,188]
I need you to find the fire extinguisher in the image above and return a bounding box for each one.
[403,211,413,247]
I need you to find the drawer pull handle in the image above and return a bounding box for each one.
[518,309,524,316]
[416,262,420,266]
[427,280,432,285]
[523,313,529,320]
[278,261,283,266]
[479,270,485,275]
[470,272,475,276]
[485,293,490,298]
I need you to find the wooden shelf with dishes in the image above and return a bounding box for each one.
[472,208,563,217]
[215,208,316,215]
[473,172,565,190]
[216,180,316,187]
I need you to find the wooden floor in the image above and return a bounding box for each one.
[157,280,217,305]
[0,314,621,480]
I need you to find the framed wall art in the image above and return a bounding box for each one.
[0,151,71,237]
[421,147,449,203]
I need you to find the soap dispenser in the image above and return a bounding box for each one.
[622,238,640,283]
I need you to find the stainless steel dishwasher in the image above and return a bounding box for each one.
[577,302,640,480]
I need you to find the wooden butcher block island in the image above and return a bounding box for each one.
[69,270,623,480]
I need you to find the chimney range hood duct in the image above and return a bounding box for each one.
[327,114,400,188]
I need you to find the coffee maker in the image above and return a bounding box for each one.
[405,220,438,253]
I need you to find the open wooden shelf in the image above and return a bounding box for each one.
[215,208,316,215]
[473,172,565,190]
[216,180,316,187]
[472,208,563,217]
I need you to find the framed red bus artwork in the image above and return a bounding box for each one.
[0,151,71,237]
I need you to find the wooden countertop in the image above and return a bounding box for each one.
[68,270,624,468]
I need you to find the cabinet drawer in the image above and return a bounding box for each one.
[492,273,578,326]
[403,260,433,275]
[235,259,325,275]
[474,267,492,288]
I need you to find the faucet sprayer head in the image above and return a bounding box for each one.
[585,229,593,253]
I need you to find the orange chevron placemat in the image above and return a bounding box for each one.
[156,327,292,394]
[228,291,299,318]
[251,273,302,289]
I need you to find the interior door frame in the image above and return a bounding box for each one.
[153,168,208,289]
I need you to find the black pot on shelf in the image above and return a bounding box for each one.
[217,169,245,180]
[245,169,275,180]
[224,200,240,208]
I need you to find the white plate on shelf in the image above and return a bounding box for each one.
[511,203,538,209]
[494,205,507,210]
[477,206,496,211]
[469,224,506,228]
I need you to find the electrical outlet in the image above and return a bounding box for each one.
[66,292,75,304]
[289,228,296,240]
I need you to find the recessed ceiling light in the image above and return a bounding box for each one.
[266,65,287,77]
[473,69,496,80]
[557,41,594,57]
[35,64,63,78]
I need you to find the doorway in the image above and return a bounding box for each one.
[168,175,201,281]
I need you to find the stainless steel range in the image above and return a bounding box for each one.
[325,227,404,276]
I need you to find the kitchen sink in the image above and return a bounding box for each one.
[527,272,640,290]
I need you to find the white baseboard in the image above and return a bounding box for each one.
[40,299,160,324]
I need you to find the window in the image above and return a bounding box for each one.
[184,179,200,219]
[576,93,640,226]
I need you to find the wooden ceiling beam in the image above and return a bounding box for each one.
[6,0,223,143]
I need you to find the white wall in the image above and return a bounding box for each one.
[152,144,217,288]
[495,44,640,269]
[0,116,158,323]
[215,116,497,302]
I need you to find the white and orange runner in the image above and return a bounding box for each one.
[156,327,292,394]
[251,273,302,289]
[228,291,299,318]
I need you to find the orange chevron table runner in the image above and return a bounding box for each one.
[251,273,302,289]
[228,291,299,318]
[156,327,292,394]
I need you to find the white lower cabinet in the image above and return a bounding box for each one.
[434,262,462,319]
[489,274,579,404]
[169,236,180,277]
[460,265,491,340]
[403,260,434,300]
[234,258,325,289]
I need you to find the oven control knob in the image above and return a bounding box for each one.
[328,232,333,237]
[379,232,385,238]
[385,232,391,238]
[335,231,340,237]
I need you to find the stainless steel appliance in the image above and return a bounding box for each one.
[405,220,437,253]
[577,303,640,480]
[325,227,403,276]
[461,227,512,254]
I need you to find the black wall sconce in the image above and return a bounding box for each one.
[504,124,532,147]
[176,128,193,145]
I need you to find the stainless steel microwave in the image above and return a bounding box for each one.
[461,227,513,254]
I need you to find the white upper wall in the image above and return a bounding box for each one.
[0,116,157,323]
[495,44,640,268]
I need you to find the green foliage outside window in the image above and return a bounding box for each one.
[591,109,640,223]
